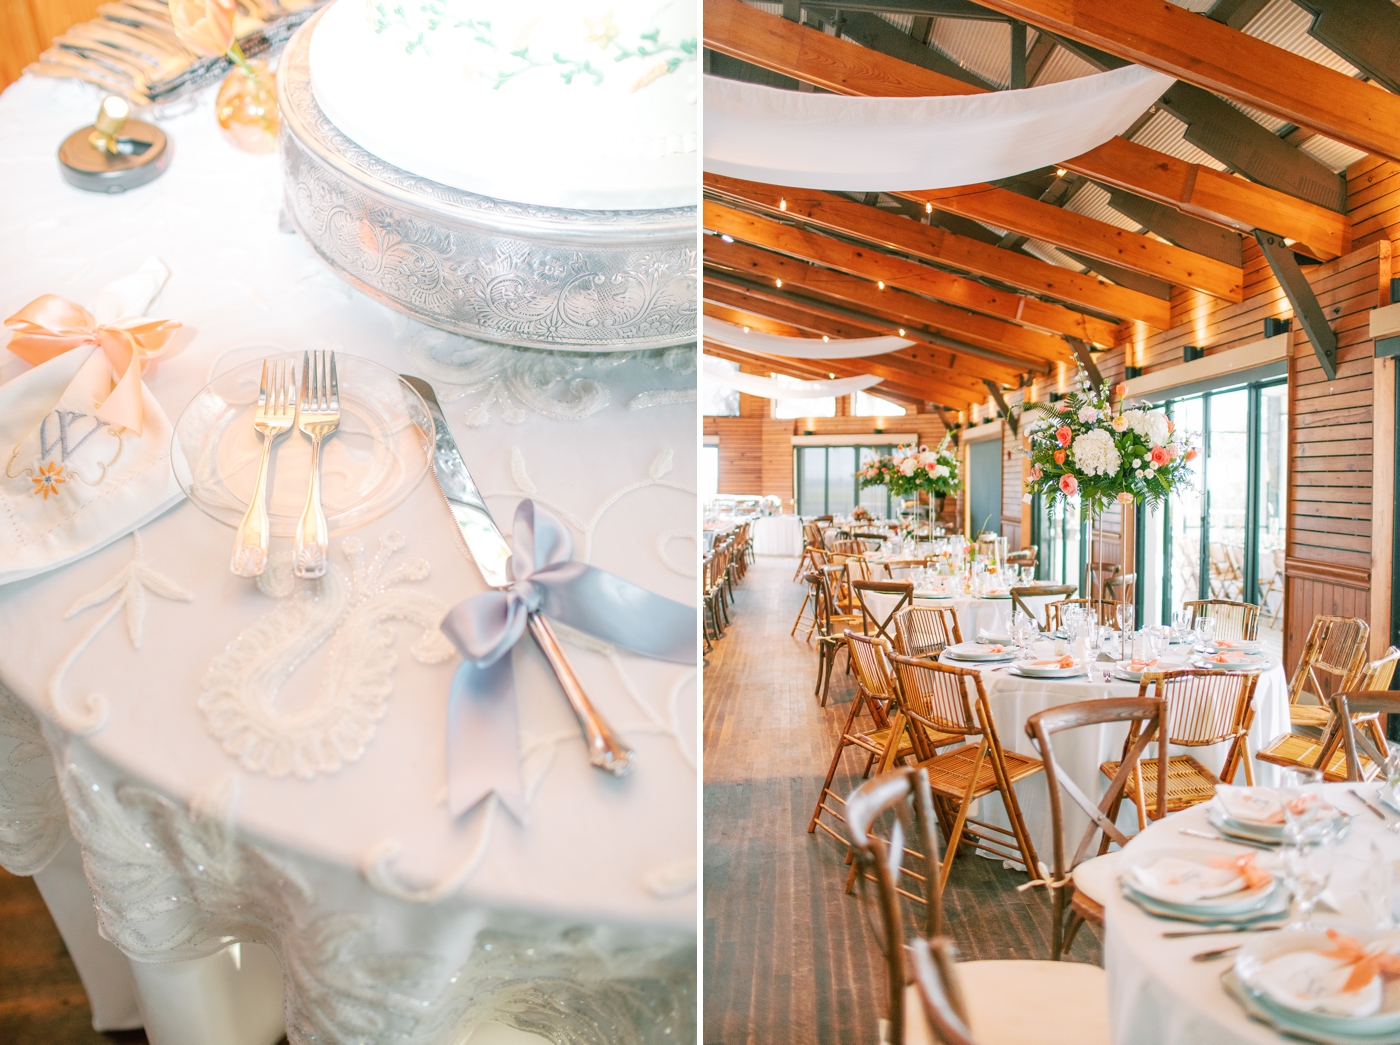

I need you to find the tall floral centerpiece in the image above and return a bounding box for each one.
[1023,373,1196,592]
[859,436,961,521]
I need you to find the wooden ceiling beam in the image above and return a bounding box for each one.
[970,0,1400,167]
[704,199,1120,344]
[704,234,1071,365]
[703,0,1350,265]
[702,277,1032,387]
[705,172,1171,327]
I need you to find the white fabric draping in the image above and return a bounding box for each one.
[703,317,913,359]
[752,516,803,556]
[702,355,880,398]
[702,65,1173,191]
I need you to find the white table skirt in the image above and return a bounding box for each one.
[860,590,1060,645]
[1103,786,1399,1045]
[927,651,1289,861]
[753,516,803,556]
[0,71,696,1044]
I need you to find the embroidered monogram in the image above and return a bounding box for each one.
[39,410,109,462]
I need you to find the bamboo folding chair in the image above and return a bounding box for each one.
[814,566,865,706]
[1026,698,1167,961]
[846,768,1111,1045]
[1047,597,1120,631]
[886,653,1042,888]
[808,633,915,847]
[1330,689,1400,782]
[792,570,822,640]
[1259,647,1400,781]
[894,606,962,658]
[854,579,915,645]
[1287,616,1369,732]
[1009,584,1075,631]
[1182,599,1261,642]
[1101,669,1259,829]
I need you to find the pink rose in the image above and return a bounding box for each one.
[169,0,236,56]
[1057,402,1069,413]
[1029,465,1042,481]
[1166,444,1177,459]
[1055,425,1072,447]
[1059,474,1078,496]
[1150,446,1169,467]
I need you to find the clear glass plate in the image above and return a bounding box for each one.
[172,353,432,536]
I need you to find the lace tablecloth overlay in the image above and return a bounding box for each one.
[0,73,697,1044]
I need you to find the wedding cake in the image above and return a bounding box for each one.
[308,0,697,210]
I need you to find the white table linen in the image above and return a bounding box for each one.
[1103,787,1400,1045]
[0,72,696,1044]
[753,515,803,556]
[860,589,1057,645]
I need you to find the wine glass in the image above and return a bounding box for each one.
[1196,616,1217,650]
[1282,823,1336,931]
[1171,608,1191,644]
[1084,621,1102,665]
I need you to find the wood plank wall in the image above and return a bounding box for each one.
[1,0,105,91]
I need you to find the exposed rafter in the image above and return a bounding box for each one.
[969,0,1400,165]
[1103,189,1244,266]
[706,173,1171,327]
[1293,0,1400,98]
[1254,230,1337,380]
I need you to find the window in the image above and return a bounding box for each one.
[773,374,836,419]
[795,445,895,517]
[702,358,739,416]
[701,445,719,498]
[853,390,906,417]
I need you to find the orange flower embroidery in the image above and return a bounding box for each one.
[32,460,66,499]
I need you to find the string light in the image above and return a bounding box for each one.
[828,373,836,379]
[925,201,933,214]
[775,278,783,288]
[743,326,750,332]
[1055,167,1067,177]
[877,281,885,289]
[822,335,829,342]
[898,328,906,336]
[720,234,734,243]
[779,198,787,211]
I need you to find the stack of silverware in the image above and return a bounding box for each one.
[27,0,326,105]
[232,349,339,580]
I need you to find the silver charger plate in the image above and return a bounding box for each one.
[277,12,696,352]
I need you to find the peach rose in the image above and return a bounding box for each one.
[1057,402,1069,413]
[1185,448,1198,462]
[1167,419,1175,434]
[1053,449,1067,465]
[1029,465,1042,481]
[1117,492,1135,504]
[1150,446,1170,467]
[1059,474,1078,496]
[169,0,236,57]
[1055,425,1073,447]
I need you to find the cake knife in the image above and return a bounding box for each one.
[401,375,633,777]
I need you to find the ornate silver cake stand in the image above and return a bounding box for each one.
[277,13,696,352]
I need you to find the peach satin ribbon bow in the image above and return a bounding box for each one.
[3,294,180,434]
[1318,929,1400,993]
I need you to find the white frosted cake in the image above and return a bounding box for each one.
[309,0,697,210]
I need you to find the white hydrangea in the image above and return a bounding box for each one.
[899,457,919,476]
[1122,409,1171,447]
[1071,428,1122,477]
[933,464,950,478]
[1077,404,1098,424]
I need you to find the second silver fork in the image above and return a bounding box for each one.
[294,350,341,578]
[231,358,297,577]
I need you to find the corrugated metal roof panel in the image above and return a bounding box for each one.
[1131,109,1230,171]
[1023,240,1087,271]
[929,17,1013,89]
[1163,0,1215,11]
[876,12,915,33]
[1032,45,1097,86]
[1242,0,1359,76]
[1064,181,1144,232]
[1299,134,1369,173]
[1221,98,1289,133]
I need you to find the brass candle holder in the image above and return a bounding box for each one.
[59,95,170,193]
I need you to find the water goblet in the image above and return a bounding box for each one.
[1196,616,1217,650]
[1171,608,1191,643]
[1020,565,1035,585]
[1084,622,1103,665]
[1282,823,1336,931]
[1115,603,1135,640]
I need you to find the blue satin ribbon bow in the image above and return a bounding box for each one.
[439,500,696,818]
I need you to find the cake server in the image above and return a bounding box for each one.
[401,375,633,777]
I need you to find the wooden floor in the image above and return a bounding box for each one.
[0,865,148,1044]
[702,556,1102,1045]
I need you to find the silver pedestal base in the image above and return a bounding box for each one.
[276,13,696,352]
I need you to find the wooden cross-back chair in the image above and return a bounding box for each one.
[846,768,1111,1045]
[794,521,826,581]
[1182,599,1261,642]
[1330,689,1400,783]
[894,606,962,659]
[1101,668,1259,830]
[808,632,914,849]
[1026,698,1167,961]
[886,654,1041,889]
[1287,616,1370,732]
[854,579,915,646]
[1258,647,1400,781]
[1047,597,1120,631]
[813,566,863,706]
[1009,584,1075,631]
[791,546,833,640]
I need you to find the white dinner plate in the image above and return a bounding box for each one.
[1012,659,1084,678]
[946,642,1015,662]
[1235,928,1400,1037]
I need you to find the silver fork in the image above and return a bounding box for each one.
[294,350,340,578]
[231,358,297,577]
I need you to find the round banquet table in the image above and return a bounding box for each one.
[752,515,803,556]
[860,588,1063,646]
[0,72,697,1044]
[1103,784,1400,1045]
[931,646,1289,860]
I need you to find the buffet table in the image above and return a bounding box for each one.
[1104,786,1399,1045]
[0,71,697,1044]
[752,515,803,556]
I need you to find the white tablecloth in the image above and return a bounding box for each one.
[1104,786,1399,1045]
[0,72,696,1044]
[929,649,1290,860]
[860,590,1060,645]
[753,515,803,556]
